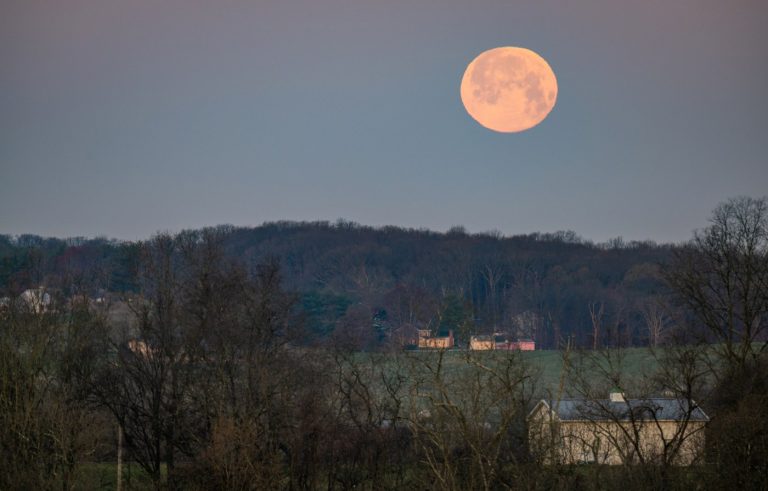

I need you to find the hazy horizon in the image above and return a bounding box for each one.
[0,216,701,246]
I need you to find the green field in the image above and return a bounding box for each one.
[367,347,665,397]
[521,347,659,394]
[75,463,158,491]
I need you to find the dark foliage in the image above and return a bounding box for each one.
[0,223,673,350]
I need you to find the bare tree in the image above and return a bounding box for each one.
[666,196,768,372]
[589,301,604,350]
[480,262,505,327]
[639,297,671,347]
[0,291,102,489]
[664,196,768,489]
[404,349,535,490]
[84,234,209,488]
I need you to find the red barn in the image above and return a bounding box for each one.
[515,339,535,351]
[496,338,536,351]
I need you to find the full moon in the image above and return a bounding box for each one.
[460,47,558,133]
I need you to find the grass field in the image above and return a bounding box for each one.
[76,463,160,491]
[363,346,663,397]
[520,347,659,394]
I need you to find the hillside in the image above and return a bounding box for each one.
[0,222,674,349]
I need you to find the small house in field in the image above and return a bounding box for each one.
[494,337,535,351]
[514,339,535,351]
[469,335,494,350]
[417,329,454,349]
[528,391,709,465]
[20,287,52,313]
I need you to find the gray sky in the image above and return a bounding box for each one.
[1,0,766,243]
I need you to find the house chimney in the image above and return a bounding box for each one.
[609,390,626,403]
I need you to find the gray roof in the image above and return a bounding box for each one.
[536,398,709,422]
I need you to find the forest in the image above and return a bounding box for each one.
[1,216,675,351]
[1,196,766,490]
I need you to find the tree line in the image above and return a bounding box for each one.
[1,220,676,350]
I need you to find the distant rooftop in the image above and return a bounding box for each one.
[537,398,709,422]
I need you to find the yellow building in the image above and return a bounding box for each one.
[417,329,454,349]
[469,335,494,350]
[528,393,709,465]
